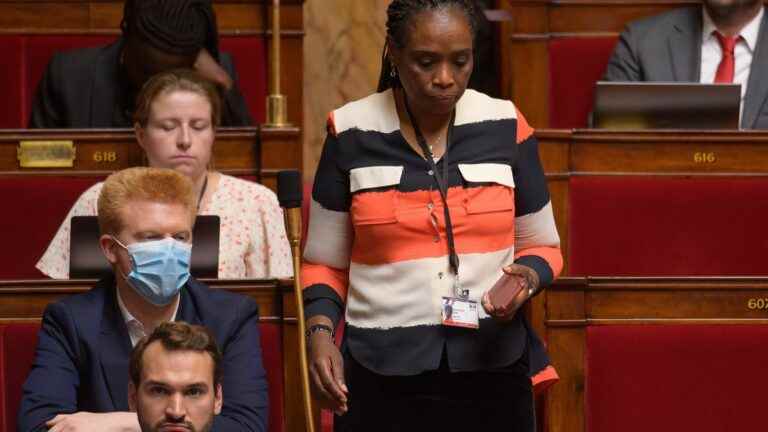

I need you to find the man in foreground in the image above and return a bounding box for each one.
[129,321,222,432]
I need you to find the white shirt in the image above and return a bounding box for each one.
[117,287,179,347]
[700,6,764,115]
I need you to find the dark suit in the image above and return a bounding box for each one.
[17,275,268,432]
[29,38,253,128]
[603,6,768,129]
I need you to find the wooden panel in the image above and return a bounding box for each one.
[509,37,549,127]
[0,127,300,191]
[0,3,88,29]
[568,130,768,174]
[0,278,290,321]
[545,277,768,432]
[535,129,768,176]
[547,2,689,33]
[0,1,304,33]
[546,326,585,432]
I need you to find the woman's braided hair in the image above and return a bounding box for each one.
[121,0,220,61]
[377,0,480,92]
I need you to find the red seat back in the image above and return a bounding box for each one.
[1,323,39,432]
[0,36,25,128]
[0,175,103,279]
[219,36,268,123]
[548,37,618,129]
[258,323,284,432]
[568,176,768,276]
[0,322,284,432]
[0,34,268,128]
[586,325,768,432]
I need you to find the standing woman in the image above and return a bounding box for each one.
[37,69,292,279]
[302,1,562,431]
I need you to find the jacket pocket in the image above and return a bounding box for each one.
[458,163,515,214]
[349,165,403,225]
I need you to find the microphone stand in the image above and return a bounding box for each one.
[281,180,316,432]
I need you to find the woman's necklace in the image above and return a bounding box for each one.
[197,173,209,212]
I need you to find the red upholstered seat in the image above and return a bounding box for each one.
[568,176,768,276]
[0,175,103,279]
[0,322,285,432]
[586,325,768,432]
[0,36,25,129]
[1,323,39,432]
[0,34,268,128]
[219,36,268,123]
[548,37,618,129]
[258,323,285,432]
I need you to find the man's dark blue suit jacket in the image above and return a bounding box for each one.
[17,275,268,432]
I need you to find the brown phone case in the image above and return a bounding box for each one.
[488,272,524,310]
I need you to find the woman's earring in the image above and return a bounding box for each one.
[390,65,397,79]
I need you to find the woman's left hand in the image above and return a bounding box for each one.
[481,264,540,320]
[194,48,233,91]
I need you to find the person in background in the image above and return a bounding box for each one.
[30,0,253,128]
[37,69,292,279]
[302,1,563,430]
[603,0,767,129]
[129,321,223,432]
[19,167,267,432]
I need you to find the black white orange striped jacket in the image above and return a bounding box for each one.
[302,89,562,375]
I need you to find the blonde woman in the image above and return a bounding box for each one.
[37,69,292,279]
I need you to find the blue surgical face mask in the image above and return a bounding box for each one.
[112,237,192,306]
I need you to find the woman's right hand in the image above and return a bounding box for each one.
[308,327,348,415]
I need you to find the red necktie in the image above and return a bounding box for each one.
[714,32,738,83]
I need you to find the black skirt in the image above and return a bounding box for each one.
[334,346,535,432]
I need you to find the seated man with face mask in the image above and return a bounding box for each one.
[18,167,268,432]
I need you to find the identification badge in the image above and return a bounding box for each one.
[441,296,479,329]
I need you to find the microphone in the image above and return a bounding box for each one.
[276,170,316,432]
[277,170,303,248]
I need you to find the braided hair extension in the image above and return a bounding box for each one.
[377,0,480,92]
[121,0,220,61]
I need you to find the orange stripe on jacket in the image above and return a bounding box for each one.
[301,262,349,300]
[515,246,563,278]
[515,108,534,144]
[349,185,518,265]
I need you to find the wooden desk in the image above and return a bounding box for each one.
[513,129,768,357]
[0,127,300,191]
[538,128,768,271]
[545,276,768,432]
[0,278,310,432]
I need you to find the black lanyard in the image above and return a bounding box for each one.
[403,94,466,298]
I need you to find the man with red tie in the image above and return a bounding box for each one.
[603,0,767,129]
